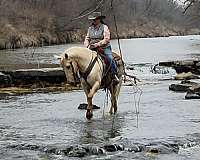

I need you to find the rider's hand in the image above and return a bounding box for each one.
[89,44,95,49]
[89,43,99,49]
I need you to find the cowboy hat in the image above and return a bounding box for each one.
[88,12,106,20]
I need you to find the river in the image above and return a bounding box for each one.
[0,35,200,159]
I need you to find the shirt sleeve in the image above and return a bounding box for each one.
[97,25,110,47]
[84,28,90,47]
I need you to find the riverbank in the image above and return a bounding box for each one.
[0,67,81,96]
[0,22,200,50]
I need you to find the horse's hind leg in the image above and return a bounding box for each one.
[112,95,118,113]
[109,85,118,114]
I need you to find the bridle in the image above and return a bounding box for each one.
[69,61,79,86]
[63,53,99,88]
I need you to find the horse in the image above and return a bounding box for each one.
[59,46,124,120]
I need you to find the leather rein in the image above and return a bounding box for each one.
[70,61,79,86]
[79,55,98,88]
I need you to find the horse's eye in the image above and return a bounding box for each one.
[66,65,70,69]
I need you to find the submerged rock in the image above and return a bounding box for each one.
[0,67,74,91]
[145,142,179,154]
[159,60,200,75]
[185,84,200,99]
[84,145,105,155]
[146,147,159,154]
[169,79,200,99]
[78,103,100,110]
[151,64,170,74]
[126,64,134,70]
[169,80,199,92]
[185,92,200,99]
[175,72,199,80]
[7,143,41,151]
[6,140,193,158]
[125,144,145,152]
[0,72,12,87]
[104,144,124,152]
[169,83,192,92]
[67,145,87,157]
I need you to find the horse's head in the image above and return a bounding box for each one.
[60,51,79,86]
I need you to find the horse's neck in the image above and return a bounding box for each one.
[72,51,94,72]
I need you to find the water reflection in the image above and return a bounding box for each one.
[78,115,124,145]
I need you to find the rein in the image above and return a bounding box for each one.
[70,61,79,86]
[79,55,98,88]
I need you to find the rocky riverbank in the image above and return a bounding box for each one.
[159,60,200,99]
[0,67,80,96]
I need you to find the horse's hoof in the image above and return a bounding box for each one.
[86,110,93,120]
[109,110,113,115]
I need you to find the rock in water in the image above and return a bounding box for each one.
[67,146,87,157]
[169,83,192,92]
[84,145,105,155]
[175,72,200,80]
[104,144,124,152]
[78,103,100,110]
[185,92,200,99]
[0,72,12,87]
[185,84,200,99]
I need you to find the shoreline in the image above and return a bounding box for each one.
[1,33,199,51]
[1,27,199,50]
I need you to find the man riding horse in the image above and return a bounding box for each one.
[84,12,119,84]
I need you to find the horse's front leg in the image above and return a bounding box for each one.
[86,96,93,120]
[86,81,100,120]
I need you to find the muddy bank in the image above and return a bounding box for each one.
[0,27,84,50]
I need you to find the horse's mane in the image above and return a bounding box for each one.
[64,47,95,59]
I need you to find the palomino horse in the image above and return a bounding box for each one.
[60,47,124,120]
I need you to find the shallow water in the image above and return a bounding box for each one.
[0,35,200,68]
[0,35,200,159]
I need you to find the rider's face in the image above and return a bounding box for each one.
[93,18,101,26]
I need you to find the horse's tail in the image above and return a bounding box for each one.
[112,51,124,100]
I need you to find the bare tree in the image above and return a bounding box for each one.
[0,0,199,49]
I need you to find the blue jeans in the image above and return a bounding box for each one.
[104,46,117,75]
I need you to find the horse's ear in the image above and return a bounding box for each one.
[65,53,68,59]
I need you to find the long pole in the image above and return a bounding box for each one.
[111,0,125,75]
